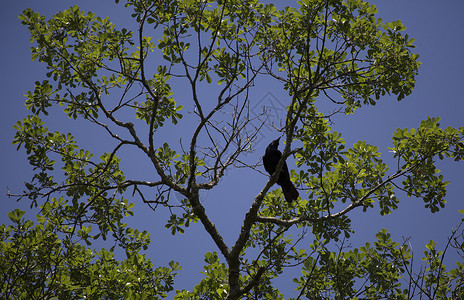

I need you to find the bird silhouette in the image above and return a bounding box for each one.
[263,138,299,203]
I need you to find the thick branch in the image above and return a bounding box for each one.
[188,189,230,260]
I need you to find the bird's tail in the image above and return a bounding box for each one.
[282,182,299,203]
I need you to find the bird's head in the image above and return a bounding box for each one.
[267,137,280,150]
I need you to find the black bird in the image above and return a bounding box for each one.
[263,138,299,203]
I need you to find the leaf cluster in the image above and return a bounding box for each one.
[1,208,180,299]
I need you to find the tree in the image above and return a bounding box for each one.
[2,0,464,298]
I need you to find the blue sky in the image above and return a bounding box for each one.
[1,0,463,296]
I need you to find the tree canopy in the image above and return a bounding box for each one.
[2,0,464,299]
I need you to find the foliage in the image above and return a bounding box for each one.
[3,0,464,299]
[1,207,180,299]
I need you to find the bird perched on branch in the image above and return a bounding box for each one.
[263,138,299,203]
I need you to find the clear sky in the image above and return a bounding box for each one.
[1,0,463,296]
